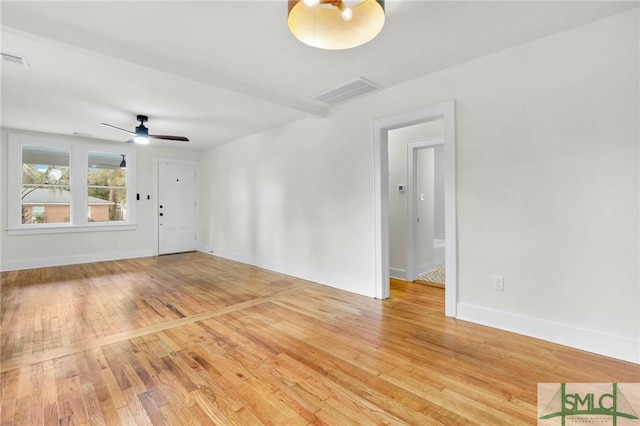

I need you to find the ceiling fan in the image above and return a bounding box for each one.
[101,115,189,144]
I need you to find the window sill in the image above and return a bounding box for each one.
[7,223,138,236]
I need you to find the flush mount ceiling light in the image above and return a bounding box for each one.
[288,0,385,50]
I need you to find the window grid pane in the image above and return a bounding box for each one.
[86,187,127,222]
[21,185,71,224]
[21,145,71,225]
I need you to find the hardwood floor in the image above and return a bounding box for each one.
[1,253,637,425]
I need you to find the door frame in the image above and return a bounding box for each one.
[373,100,457,317]
[153,158,200,256]
[406,137,444,283]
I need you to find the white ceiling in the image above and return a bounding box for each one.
[1,1,637,151]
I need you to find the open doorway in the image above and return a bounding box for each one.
[373,101,457,317]
[409,140,445,288]
[387,121,444,286]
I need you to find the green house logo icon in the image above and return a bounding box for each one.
[539,383,639,425]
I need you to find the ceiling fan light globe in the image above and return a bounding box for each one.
[134,135,150,144]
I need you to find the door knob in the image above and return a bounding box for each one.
[159,205,163,209]
[159,213,164,216]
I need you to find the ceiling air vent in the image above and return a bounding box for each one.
[312,77,379,105]
[1,53,29,69]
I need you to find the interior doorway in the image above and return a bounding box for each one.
[408,139,445,286]
[373,100,457,317]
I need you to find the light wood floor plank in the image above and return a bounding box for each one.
[1,252,638,425]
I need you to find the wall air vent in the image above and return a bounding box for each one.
[1,53,29,69]
[312,77,379,105]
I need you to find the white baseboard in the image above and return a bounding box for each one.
[0,249,155,271]
[419,259,444,275]
[201,247,311,281]
[200,247,376,298]
[389,268,407,281]
[457,303,639,364]
[418,247,445,275]
[9,247,634,363]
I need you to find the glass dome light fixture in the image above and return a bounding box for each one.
[288,0,385,50]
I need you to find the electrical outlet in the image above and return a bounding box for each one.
[492,275,504,291]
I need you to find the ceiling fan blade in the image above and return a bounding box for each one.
[101,123,135,135]
[149,134,189,142]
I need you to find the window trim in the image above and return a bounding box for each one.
[7,132,137,235]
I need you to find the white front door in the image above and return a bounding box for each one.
[158,161,197,255]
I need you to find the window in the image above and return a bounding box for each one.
[87,151,127,222]
[8,133,136,234]
[21,145,71,224]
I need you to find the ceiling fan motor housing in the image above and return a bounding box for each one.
[135,115,149,136]
[135,124,149,136]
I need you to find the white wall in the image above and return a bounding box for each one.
[0,128,201,270]
[388,121,443,279]
[452,9,639,362]
[200,9,639,362]
[199,116,379,296]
